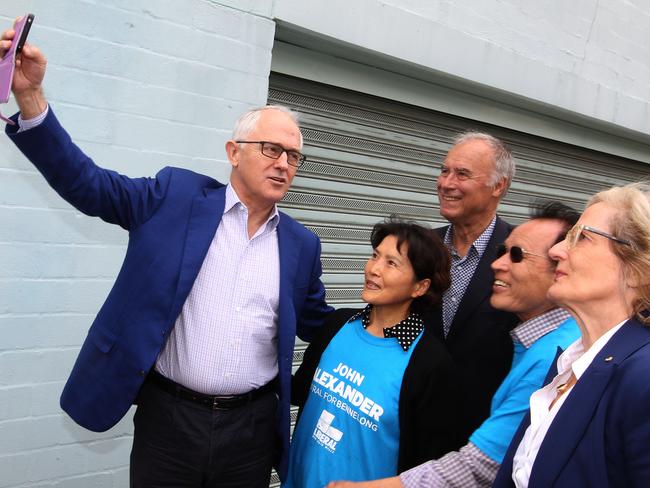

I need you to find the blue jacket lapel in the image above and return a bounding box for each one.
[172,186,226,314]
[448,217,512,336]
[275,216,303,479]
[277,216,300,353]
[530,319,649,486]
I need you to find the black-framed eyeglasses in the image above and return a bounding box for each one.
[496,243,547,263]
[566,224,631,249]
[235,140,306,168]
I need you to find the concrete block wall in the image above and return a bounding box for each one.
[0,1,274,486]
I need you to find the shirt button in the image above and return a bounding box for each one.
[236,307,241,312]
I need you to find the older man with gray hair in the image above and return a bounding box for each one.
[422,132,520,444]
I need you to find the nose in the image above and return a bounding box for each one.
[548,239,567,261]
[273,151,290,170]
[491,252,509,272]
[366,259,381,277]
[437,171,457,190]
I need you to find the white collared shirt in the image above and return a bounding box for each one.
[511,319,626,487]
[155,184,281,394]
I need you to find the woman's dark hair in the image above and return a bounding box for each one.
[370,217,451,313]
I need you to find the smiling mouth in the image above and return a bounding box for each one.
[493,279,510,288]
[440,195,461,202]
[365,280,380,290]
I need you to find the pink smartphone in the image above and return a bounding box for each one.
[0,14,35,124]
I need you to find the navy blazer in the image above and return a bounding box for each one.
[424,218,519,442]
[493,318,650,487]
[6,109,333,479]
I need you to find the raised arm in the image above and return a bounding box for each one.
[2,20,170,229]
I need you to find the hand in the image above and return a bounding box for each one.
[325,477,403,488]
[1,17,48,118]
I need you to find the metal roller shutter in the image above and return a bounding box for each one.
[267,72,648,487]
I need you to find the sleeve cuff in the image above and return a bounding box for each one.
[17,105,49,133]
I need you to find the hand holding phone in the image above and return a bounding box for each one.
[1,15,34,99]
[0,14,44,124]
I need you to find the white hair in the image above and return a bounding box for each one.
[232,105,303,148]
[453,131,516,195]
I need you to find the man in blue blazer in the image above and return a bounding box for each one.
[3,30,332,486]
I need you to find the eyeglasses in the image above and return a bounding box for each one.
[235,140,306,168]
[565,224,631,249]
[496,243,547,263]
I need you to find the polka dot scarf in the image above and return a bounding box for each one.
[352,304,424,351]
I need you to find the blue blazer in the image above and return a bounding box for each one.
[7,109,333,479]
[493,318,650,487]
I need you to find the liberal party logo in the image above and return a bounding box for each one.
[313,410,343,452]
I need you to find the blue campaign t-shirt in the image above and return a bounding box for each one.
[284,317,422,488]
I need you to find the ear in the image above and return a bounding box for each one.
[225,140,240,168]
[491,177,508,199]
[411,278,431,299]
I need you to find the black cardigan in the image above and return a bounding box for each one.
[292,308,463,473]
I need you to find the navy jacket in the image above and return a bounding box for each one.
[493,318,650,487]
[425,219,519,443]
[6,109,333,479]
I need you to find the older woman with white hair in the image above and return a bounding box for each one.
[494,182,650,487]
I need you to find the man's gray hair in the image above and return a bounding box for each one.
[453,131,515,195]
[232,105,303,148]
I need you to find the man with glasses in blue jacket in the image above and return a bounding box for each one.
[1,24,332,487]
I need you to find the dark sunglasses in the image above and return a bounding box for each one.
[495,243,547,263]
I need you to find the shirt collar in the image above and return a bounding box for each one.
[350,304,424,351]
[556,318,627,380]
[510,308,572,348]
[225,184,280,231]
[444,215,497,259]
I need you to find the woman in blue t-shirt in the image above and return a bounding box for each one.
[285,218,460,487]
